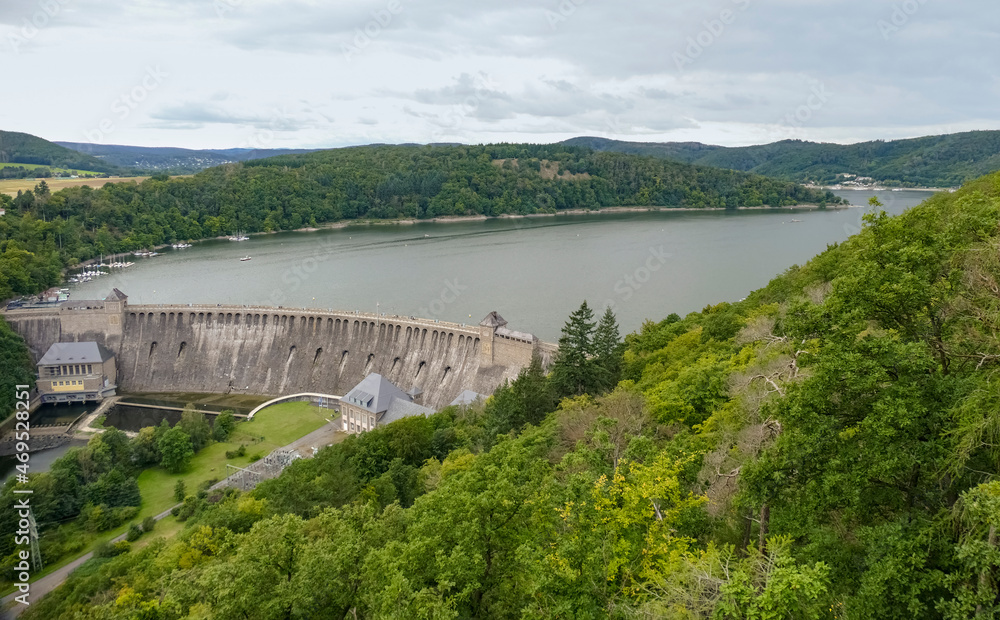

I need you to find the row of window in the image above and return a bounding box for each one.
[53,380,83,387]
[45,364,94,377]
[348,410,376,426]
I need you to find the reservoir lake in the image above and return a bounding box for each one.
[67,190,937,342]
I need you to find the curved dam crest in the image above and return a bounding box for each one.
[4,294,556,410]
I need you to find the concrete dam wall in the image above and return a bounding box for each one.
[4,296,554,410]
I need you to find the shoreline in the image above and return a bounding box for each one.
[817,185,953,193]
[306,203,855,230]
[65,203,859,271]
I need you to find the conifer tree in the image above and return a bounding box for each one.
[552,301,599,397]
[593,306,625,392]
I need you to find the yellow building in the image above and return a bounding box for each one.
[37,342,117,404]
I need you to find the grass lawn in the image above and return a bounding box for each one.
[131,515,186,552]
[135,401,333,520]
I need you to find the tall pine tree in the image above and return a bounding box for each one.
[593,306,624,392]
[552,301,599,397]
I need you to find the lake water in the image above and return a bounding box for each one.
[66,190,938,341]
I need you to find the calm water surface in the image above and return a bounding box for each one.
[67,190,938,341]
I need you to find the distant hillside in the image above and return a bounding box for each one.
[56,142,319,173]
[563,130,1000,187]
[0,143,843,299]
[0,130,120,175]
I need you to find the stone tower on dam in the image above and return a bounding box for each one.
[3,290,557,409]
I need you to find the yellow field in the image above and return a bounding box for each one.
[0,176,150,196]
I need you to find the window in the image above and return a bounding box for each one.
[370,416,375,426]
[87,364,93,374]
[350,423,355,431]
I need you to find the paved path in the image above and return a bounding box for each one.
[0,421,340,618]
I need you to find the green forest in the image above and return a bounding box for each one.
[15,171,1000,618]
[0,143,841,301]
[567,131,1000,187]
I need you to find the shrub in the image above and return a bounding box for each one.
[142,516,156,533]
[84,504,136,533]
[94,540,131,558]
[114,506,139,524]
[126,524,142,542]
[225,445,247,459]
[174,479,186,502]
[214,410,236,441]
[177,495,201,522]
[249,453,263,463]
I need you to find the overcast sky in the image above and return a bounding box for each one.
[1,0,997,150]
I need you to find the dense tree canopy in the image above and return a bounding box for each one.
[567,130,1000,187]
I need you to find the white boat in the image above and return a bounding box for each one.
[790,219,803,223]
[240,256,252,262]
[172,242,192,249]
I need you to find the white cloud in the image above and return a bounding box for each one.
[0,0,995,149]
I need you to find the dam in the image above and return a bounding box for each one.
[4,290,557,410]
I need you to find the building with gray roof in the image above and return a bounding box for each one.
[37,342,117,404]
[340,373,434,434]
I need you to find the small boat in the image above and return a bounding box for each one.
[240,256,252,262]
[790,219,803,223]
[172,242,192,249]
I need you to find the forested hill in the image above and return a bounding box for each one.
[18,170,1000,618]
[54,142,319,174]
[0,130,120,174]
[565,130,1000,187]
[0,143,842,300]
